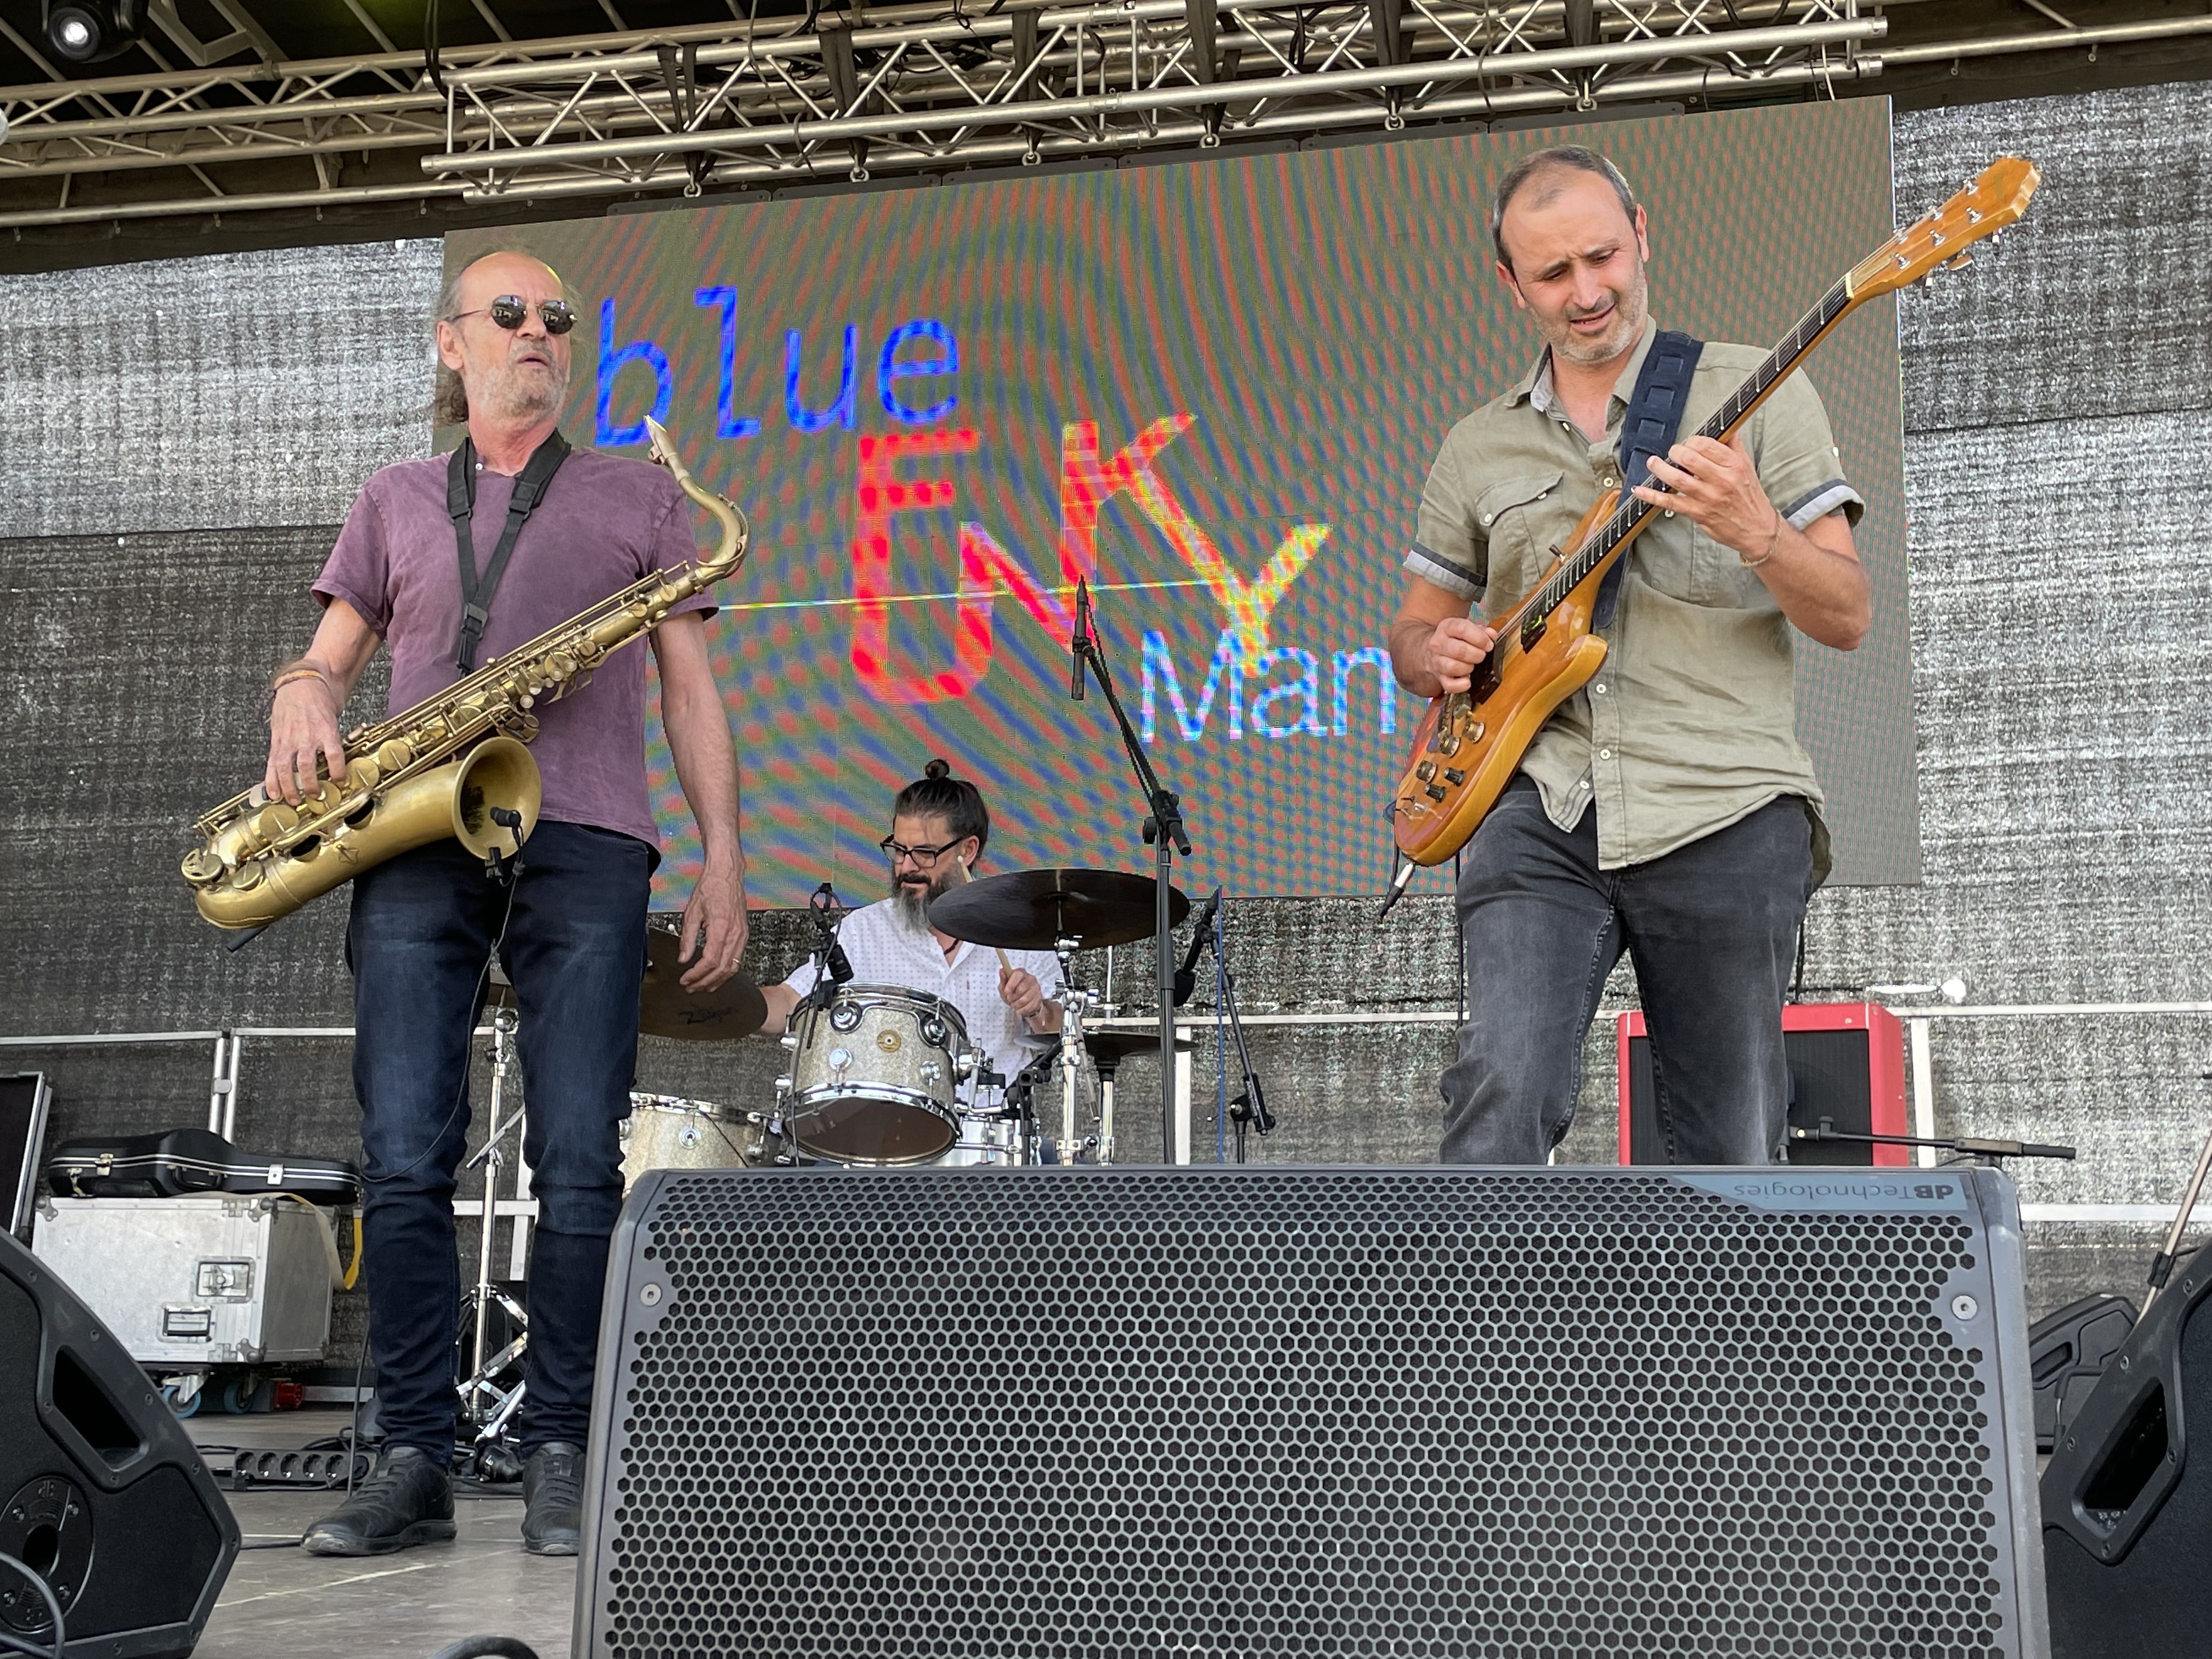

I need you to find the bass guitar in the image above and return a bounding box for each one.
[1381,156,2041,916]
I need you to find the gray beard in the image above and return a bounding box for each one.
[891,881,934,932]
[478,362,567,423]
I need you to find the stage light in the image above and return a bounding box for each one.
[43,0,148,64]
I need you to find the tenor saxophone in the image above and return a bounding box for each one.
[182,418,749,930]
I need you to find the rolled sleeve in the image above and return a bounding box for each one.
[1407,432,1488,600]
[1750,373,1865,530]
[312,483,394,634]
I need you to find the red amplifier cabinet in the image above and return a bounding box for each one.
[1616,1001,1910,1166]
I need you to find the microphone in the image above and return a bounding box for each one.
[484,805,526,883]
[809,881,855,992]
[1070,576,1090,702]
[1171,886,1222,1008]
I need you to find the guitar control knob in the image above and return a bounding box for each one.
[1414,761,1437,783]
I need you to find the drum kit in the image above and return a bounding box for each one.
[455,866,1210,1448]
[615,865,1189,1183]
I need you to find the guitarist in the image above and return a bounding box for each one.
[1389,146,1871,1166]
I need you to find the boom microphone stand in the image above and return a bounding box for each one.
[1070,577,1187,1162]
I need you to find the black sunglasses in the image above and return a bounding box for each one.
[449,295,577,336]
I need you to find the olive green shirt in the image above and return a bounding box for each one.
[1405,322,1863,883]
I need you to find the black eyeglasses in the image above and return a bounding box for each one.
[448,295,577,336]
[880,837,964,868]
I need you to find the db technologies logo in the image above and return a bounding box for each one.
[1729,1178,1957,1203]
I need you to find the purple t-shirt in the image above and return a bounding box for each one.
[313,446,716,849]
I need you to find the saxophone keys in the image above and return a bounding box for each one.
[347,758,380,791]
[249,804,298,840]
[180,848,223,884]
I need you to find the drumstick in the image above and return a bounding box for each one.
[956,856,1014,973]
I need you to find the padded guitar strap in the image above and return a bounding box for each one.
[1595,329,1704,630]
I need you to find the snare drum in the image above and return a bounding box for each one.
[780,985,974,1164]
[619,1093,784,1189]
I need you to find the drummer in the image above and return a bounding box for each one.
[755,759,1063,1092]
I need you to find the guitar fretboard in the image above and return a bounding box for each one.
[1518,277,1855,637]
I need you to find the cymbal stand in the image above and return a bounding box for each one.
[458,1003,528,1434]
[1049,935,1103,1164]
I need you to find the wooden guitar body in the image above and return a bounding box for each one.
[1392,492,1617,867]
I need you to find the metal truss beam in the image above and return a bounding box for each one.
[5,1,2212,229]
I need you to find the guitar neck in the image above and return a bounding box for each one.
[1515,278,1864,636]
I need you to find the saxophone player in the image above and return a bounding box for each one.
[265,251,752,1559]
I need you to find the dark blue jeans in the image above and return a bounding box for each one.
[347,820,651,1462]
[1441,778,1814,1166]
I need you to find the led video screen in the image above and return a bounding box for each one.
[445,99,1914,906]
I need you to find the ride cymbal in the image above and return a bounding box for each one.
[927,868,1189,952]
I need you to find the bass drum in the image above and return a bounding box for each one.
[619,1093,786,1189]
[782,985,973,1165]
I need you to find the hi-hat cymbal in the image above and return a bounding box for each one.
[927,868,1189,952]
[1085,1030,1194,1074]
[638,914,766,1040]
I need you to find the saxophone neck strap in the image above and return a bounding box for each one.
[1595,329,1703,630]
[447,428,572,673]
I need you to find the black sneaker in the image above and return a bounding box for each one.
[521,1442,584,1556]
[301,1445,456,1557]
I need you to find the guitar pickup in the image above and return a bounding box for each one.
[1443,768,1466,786]
[1415,761,1437,783]
[1424,785,1448,803]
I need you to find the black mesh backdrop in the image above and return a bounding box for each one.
[586,1166,2042,1659]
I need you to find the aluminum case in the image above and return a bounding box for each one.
[31,1194,336,1365]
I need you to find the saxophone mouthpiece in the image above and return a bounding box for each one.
[644,415,673,467]
[1377,855,1419,926]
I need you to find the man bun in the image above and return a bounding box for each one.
[895,759,989,853]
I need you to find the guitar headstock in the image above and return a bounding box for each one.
[1849,156,2041,301]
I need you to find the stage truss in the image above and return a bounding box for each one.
[2,0,2211,229]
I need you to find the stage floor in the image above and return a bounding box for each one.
[191,1411,574,1659]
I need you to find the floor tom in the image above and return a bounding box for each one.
[620,1093,783,1189]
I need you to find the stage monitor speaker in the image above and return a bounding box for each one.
[580,1166,2047,1659]
[1618,1001,1911,1165]
[2029,1294,2136,1456]
[0,1229,237,1657]
[2041,1263,2212,1657]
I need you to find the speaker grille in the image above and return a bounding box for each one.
[596,1171,2019,1659]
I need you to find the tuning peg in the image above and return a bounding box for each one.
[1942,251,1974,272]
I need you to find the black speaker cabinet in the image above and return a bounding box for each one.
[0,1231,237,1657]
[580,1166,2048,1658]
[2041,1263,2212,1657]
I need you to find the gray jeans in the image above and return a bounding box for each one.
[1440,777,1814,1166]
